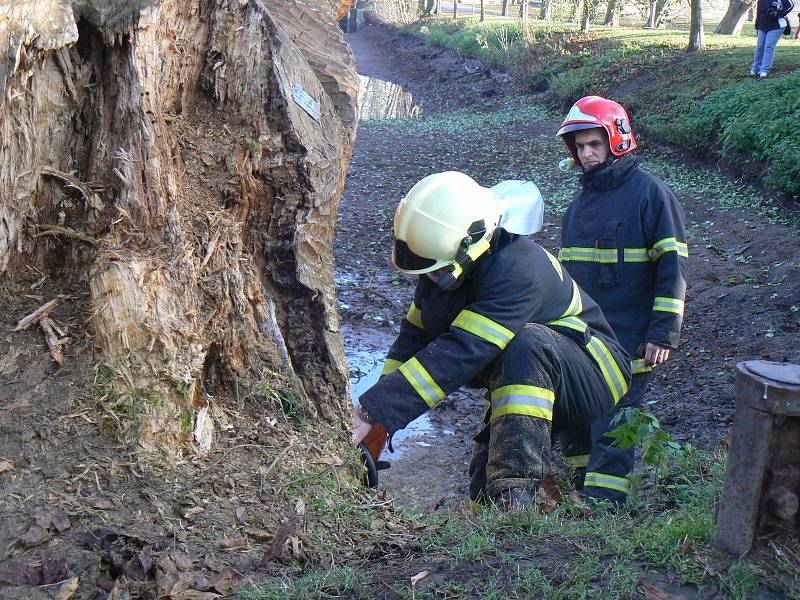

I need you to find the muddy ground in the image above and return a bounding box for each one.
[337,23,800,514]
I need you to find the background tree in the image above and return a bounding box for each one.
[604,0,620,25]
[539,0,554,19]
[521,0,530,24]
[574,0,585,22]
[687,0,706,49]
[1,0,359,452]
[481,0,487,20]
[581,0,592,31]
[502,0,511,16]
[715,0,756,34]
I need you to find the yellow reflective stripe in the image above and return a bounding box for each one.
[452,309,515,350]
[631,358,653,375]
[623,248,651,262]
[564,454,589,468]
[586,336,628,404]
[559,247,618,263]
[490,384,554,421]
[399,358,444,408]
[585,472,630,493]
[405,303,423,329]
[653,296,684,315]
[559,281,583,318]
[649,237,688,260]
[544,249,564,281]
[547,315,587,332]
[381,358,403,376]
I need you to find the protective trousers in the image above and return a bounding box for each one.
[559,372,654,504]
[468,324,617,502]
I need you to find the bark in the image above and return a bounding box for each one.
[539,0,553,19]
[573,0,584,23]
[1,0,358,452]
[715,0,755,34]
[480,0,486,20]
[645,0,657,27]
[454,0,459,19]
[603,0,619,25]
[687,0,706,50]
[654,0,666,27]
[502,0,510,16]
[581,0,591,31]
[521,0,530,24]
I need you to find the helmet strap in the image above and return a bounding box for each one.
[434,236,492,291]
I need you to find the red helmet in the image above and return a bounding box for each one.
[556,96,637,167]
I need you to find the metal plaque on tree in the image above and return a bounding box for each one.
[291,83,321,122]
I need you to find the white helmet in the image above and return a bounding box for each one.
[392,172,501,281]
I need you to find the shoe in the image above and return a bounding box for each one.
[750,69,758,76]
[492,487,535,510]
[759,72,768,78]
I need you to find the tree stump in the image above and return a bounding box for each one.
[714,361,800,554]
[1,0,359,452]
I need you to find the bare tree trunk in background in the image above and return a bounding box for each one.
[1,0,359,452]
[654,0,668,28]
[687,0,706,49]
[603,0,619,25]
[521,0,530,24]
[581,0,591,31]
[454,0,459,18]
[502,0,510,16]
[573,0,584,22]
[715,0,756,34]
[480,0,486,20]
[539,0,553,19]
[434,0,441,15]
[645,0,657,26]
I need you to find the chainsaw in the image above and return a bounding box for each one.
[357,424,391,488]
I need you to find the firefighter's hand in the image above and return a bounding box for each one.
[352,404,373,447]
[645,343,671,366]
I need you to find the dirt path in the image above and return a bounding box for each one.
[337,22,800,514]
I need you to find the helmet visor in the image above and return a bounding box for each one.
[556,122,604,138]
[392,239,438,272]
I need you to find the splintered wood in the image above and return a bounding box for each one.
[14,299,71,365]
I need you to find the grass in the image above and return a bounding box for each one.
[408,17,800,197]
[240,448,800,599]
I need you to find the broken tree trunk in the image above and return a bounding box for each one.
[0,0,359,452]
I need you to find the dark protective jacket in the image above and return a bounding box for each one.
[559,155,687,372]
[755,0,794,31]
[358,234,631,435]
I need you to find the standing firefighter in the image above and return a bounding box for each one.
[352,171,631,507]
[556,96,688,505]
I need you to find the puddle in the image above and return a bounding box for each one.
[358,75,422,121]
[343,324,442,457]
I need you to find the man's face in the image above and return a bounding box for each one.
[573,128,611,171]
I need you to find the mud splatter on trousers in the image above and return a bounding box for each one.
[468,323,617,501]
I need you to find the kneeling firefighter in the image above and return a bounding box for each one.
[352,171,631,507]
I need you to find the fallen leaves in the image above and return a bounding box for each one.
[55,577,80,600]
[0,459,14,474]
[260,520,296,565]
[0,549,70,586]
[537,474,562,514]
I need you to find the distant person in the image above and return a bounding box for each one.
[555,96,688,506]
[752,0,795,77]
[352,171,631,509]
